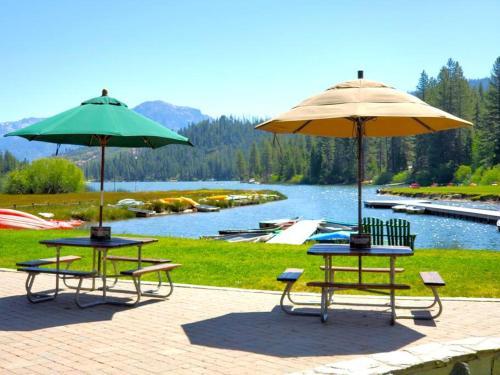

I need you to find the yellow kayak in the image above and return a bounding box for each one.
[159,197,199,207]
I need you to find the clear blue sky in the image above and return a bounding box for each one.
[1,0,499,121]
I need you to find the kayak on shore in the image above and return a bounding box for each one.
[0,209,83,230]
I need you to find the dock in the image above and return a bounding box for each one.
[267,220,322,245]
[364,200,500,224]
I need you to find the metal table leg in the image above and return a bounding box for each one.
[390,256,396,325]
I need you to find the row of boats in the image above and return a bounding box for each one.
[204,218,358,244]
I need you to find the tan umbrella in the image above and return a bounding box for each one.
[256,71,472,236]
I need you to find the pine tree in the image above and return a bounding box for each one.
[482,57,500,165]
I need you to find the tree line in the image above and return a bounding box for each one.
[66,57,500,186]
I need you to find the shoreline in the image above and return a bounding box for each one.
[379,188,500,204]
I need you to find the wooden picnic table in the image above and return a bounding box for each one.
[307,243,413,324]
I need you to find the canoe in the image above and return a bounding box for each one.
[259,217,299,229]
[224,233,274,243]
[160,197,199,207]
[195,204,220,212]
[127,207,156,217]
[206,195,228,201]
[218,228,277,235]
[309,230,353,241]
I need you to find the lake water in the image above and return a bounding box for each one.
[89,181,500,250]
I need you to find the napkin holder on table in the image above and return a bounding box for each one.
[91,226,111,241]
[350,233,371,249]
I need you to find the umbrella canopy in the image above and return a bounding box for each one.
[5,90,193,227]
[256,74,473,234]
[256,79,472,136]
[6,93,192,148]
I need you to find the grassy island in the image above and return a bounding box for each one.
[380,185,500,202]
[1,230,498,298]
[0,189,286,222]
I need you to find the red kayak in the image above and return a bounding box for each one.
[0,209,83,230]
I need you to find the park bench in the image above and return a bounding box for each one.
[17,266,96,304]
[418,271,445,318]
[16,255,82,267]
[390,271,445,320]
[277,268,322,316]
[17,255,83,289]
[120,263,182,302]
[106,255,171,290]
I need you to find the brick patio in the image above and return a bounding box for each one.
[0,269,499,374]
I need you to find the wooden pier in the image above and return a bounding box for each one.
[364,200,500,224]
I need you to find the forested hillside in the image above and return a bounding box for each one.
[81,57,500,186]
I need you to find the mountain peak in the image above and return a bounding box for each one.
[133,100,210,130]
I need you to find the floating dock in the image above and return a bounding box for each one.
[364,200,500,224]
[267,220,322,245]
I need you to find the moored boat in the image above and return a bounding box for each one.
[259,217,299,229]
[195,204,220,212]
[392,204,408,212]
[406,206,425,214]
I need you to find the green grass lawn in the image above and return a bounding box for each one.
[382,185,500,201]
[1,229,499,298]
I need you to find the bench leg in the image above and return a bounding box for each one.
[279,282,320,317]
[61,260,82,289]
[25,272,59,303]
[395,286,443,320]
[139,271,174,298]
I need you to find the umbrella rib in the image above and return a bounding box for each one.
[292,120,312,134]
[143,137,155,148]
[412,117,435,132]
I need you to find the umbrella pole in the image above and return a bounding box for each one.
[356,119,364,233]
[99,140,106,227]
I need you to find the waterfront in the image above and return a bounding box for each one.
[89,181,500,250]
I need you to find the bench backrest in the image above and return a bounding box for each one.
[362,217,385,245]
[386,218,414,249]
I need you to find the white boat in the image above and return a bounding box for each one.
[392,204,408,212]
[406,206,425,214]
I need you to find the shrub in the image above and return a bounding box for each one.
[480,165,500,185]
[454,165,472,183]
[470,167,483,184]
[374,171,393,185]
[391,171,410,184]
[4,158,85,194]
[414,170,432,186]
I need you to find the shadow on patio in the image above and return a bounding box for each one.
[0,291,157,331]
[182,306,426,357]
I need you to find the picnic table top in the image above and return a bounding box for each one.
[307,243,413,257]
[40,237,158,248]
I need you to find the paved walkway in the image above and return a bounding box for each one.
[0,269,499,374]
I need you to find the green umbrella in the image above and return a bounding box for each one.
[5,89,193,226]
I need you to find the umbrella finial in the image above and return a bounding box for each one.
[101,88,108,96]
[358,70,364,79]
